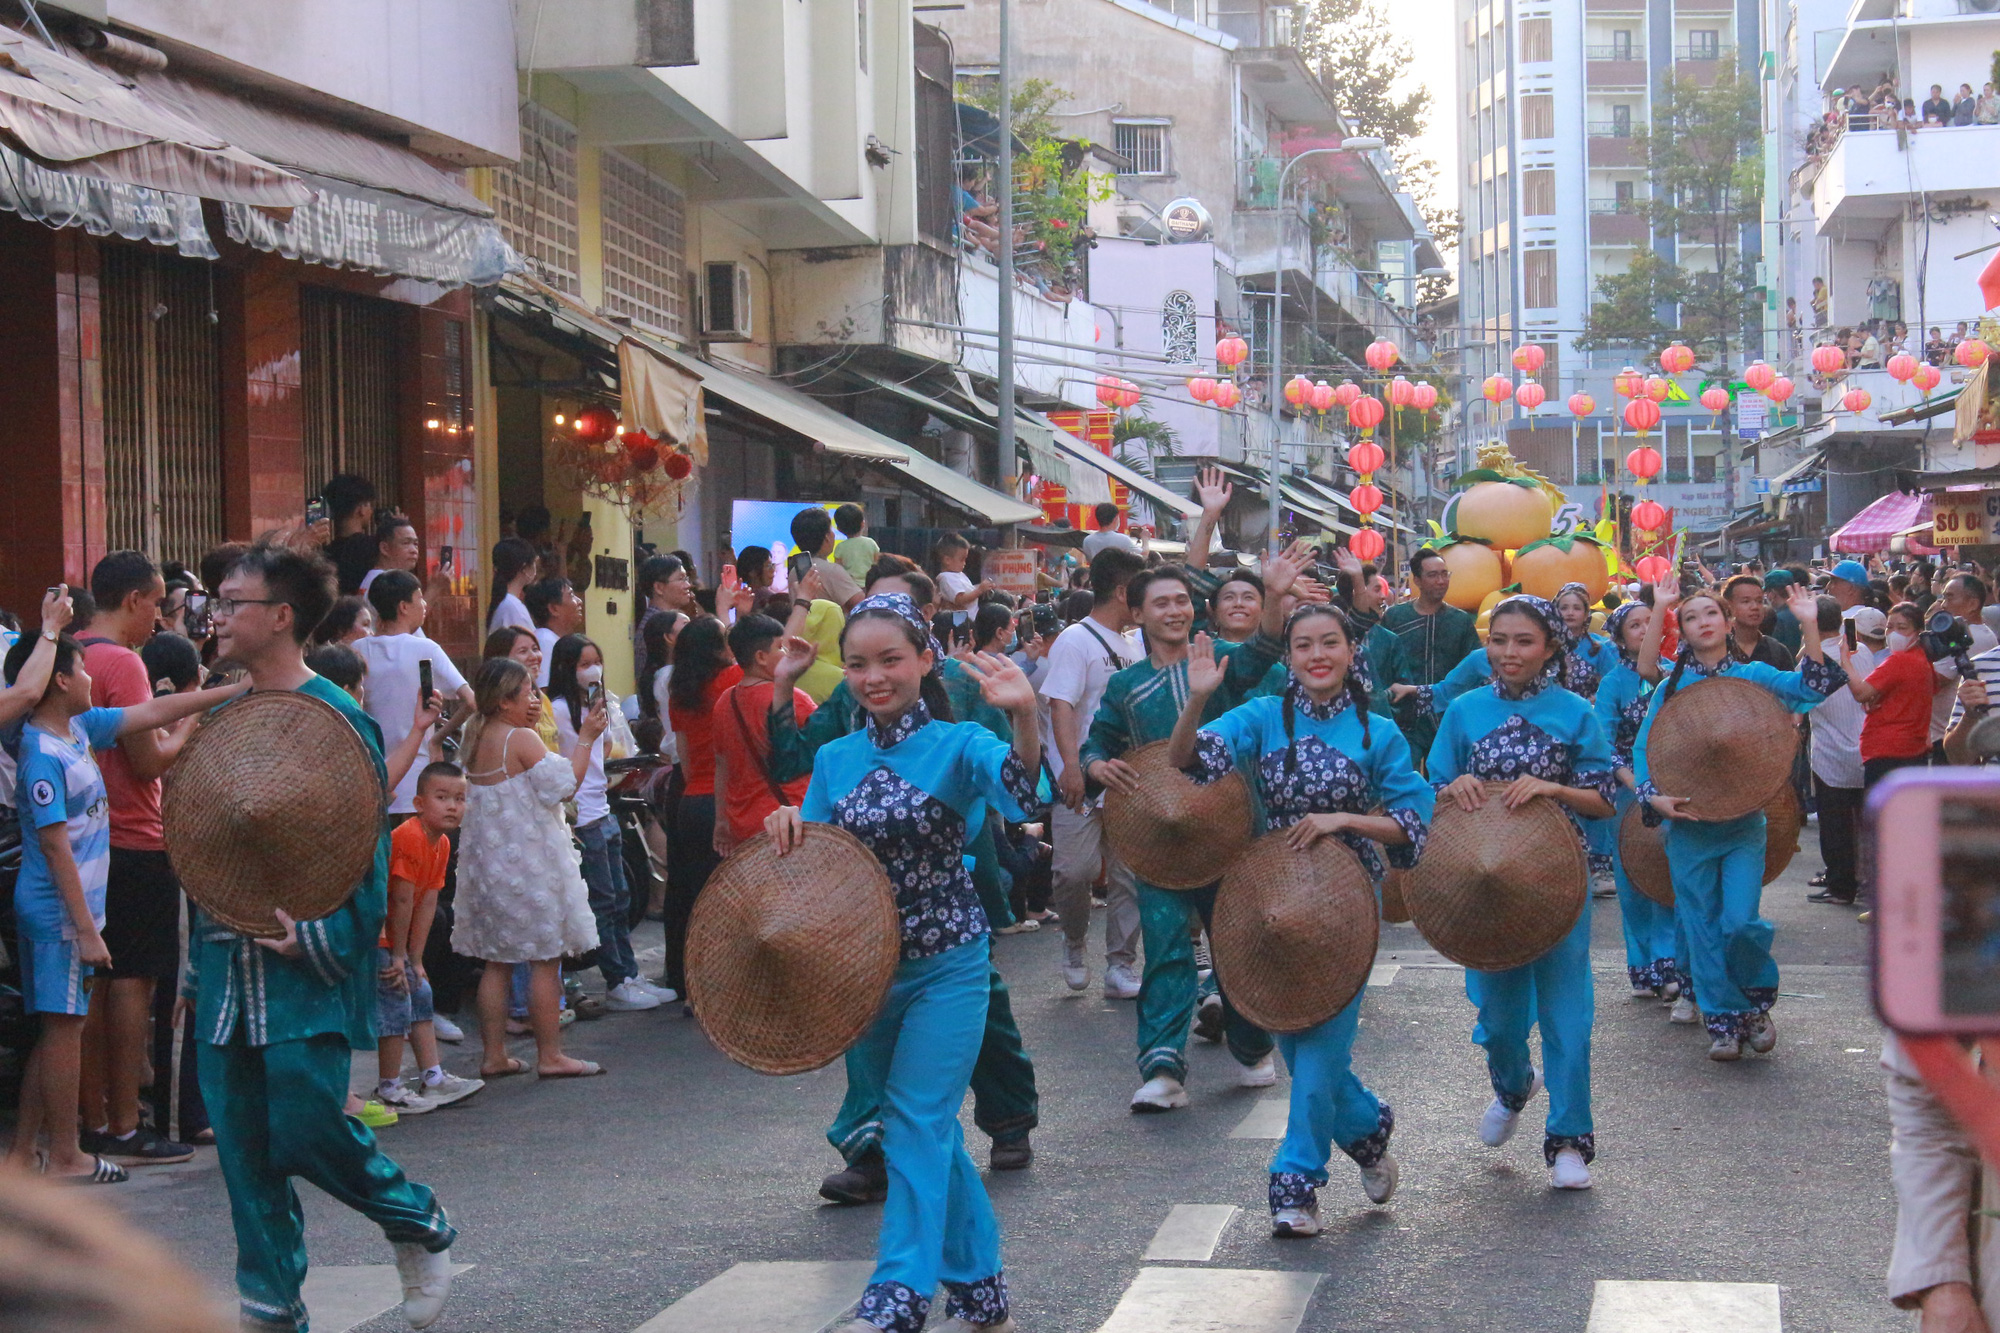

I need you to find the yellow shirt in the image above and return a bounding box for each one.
[798,599,846,703]
[833,534,879,584]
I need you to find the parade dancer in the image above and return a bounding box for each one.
[188,544,455,1331]
[1553,583,1624,895]
[1593,600,1678,998]
[767,576,1038,1198]
[1427,595,1617,1190]
[1166,606,1431,1236]
[1080,544,1318,1112]
[765,600,1041,1333]
[1635,578,1843,1061]
[1382,547,1481,763]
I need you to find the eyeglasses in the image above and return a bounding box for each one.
[211,597,282,617]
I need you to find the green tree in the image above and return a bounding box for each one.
[1575,247,1680,350]
[1112,412,1180,479]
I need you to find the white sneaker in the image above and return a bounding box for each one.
[1360,1153,1399,1204]
[1629,981,1658,999]
[1708,1032,1742,1061]
[1238,1053,1278,1088]
[418,1072,485,1108]
[936,1318,1017,1332]
[1478,1069,1542,1147]
[1270,1202,1321,1237]
[1550,1148,1592,1190]
[1062,941,1088,992]
[634,977,679,1003]
[393,1242,454,1329]
[376,1084,437,1116]
[1103,962,1141,1000]
[1744,1011,1777,1054]
[604,979,662,1011]
[1130,1074,1189,1112]
[1669,996,1699,1024]
[430,1014,465,1043]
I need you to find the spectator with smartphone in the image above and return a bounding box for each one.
[1808,603,1881,906]
[359,512,421,596]
[790,506,861,610]
[524,577,585,688]
[319,473,381,595]
[1848,603,1945,787]
[357,571,474,818]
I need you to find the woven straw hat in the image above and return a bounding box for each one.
[1405,783,1586,970]
[1644,676,1798,821]
[1213,831,1379,1033]
[1620,784,1804,909]
[162,690,383,939]
[1380,868,1412,924]
[686,824,899,1075]
[1102,741,1254,889]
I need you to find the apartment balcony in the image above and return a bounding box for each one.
[1585,50,1648,87]
[1588,200,1650,245]
[1812,123,2000,231]
[1674,47,1736,84]
[1585,125,1642,166]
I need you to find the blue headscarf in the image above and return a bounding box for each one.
[1603,600,1646,664]
[848,592,949,673]
[1488,593,1569,685]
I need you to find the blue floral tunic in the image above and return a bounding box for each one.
[1425,675,1620,851]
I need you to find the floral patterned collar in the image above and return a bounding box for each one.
[1679,649,1732,680]
[1491,672,1552,702]
[868,698,932,748]
[1288,679,1353,721]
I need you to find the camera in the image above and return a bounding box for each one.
[1032,599,1059,638]
[1920,607,1977,676]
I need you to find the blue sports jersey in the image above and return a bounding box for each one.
[14,706,123,941]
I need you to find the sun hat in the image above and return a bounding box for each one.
[685,824,899,1075]
[1212,831,1379,1033]
[1403,784,1587,971]
[1379,868,1412,923]
[1830,559,1871,587]
[1102,741,1255,889]
[1619,784,1804,908]
[1844,605,1888,640]
[1643,675,1798,821]
[162,690,384,938]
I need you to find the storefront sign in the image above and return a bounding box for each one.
[1931,490,2000,545]
[983,548,1039,596]
[224,172,518,289]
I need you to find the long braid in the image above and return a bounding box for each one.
[1281,684,1298,777]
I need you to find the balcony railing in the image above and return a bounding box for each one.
[1674,43,1732,60]
[1585,121,1636,137]
[1588,197,1647,213]
[1585,44,1640,59]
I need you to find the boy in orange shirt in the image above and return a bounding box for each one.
[374,762,483,1113]
[711,614,813,858]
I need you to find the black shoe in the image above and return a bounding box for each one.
[83,1124,195,1165]
[820,1149,888,1205]
[1806,888,1856,905]
[989,1136,1033,1171]
[1192,994,1224,1044]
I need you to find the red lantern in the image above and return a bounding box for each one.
[1309,380,1335,411]
[1116,379,1143,409]
[1348,396,1385,431]
[1659,343,1695,375]
[1096,375,1122,406]
[628,443,660,473]
[1410,382,1439,411]
[1365,339,1400,371]
[662,451,693,481]
[1913,363,1943,392]
[1568,391,1597,417]
[1766,376,1796,404]
[1635,554,1672,582]
[1213,380,1242,409]
[619,429,653,454]
[1350,483,1384,515]
[1810,344,1847,375]
[573,406,618,445]
[1215,336,1249,368]
[1644,376,1670,402]
[1349,528,1386,562]
[1187,376,1217,402]
[1389,375,1417,407]
[1284,375,1313,407]
[1842,387,1873,413]
[1348,440,1386,474]
[1482,374,1514,403]
[1333,381,1363,408]
[1515,382,1547,411]
[1632,499,1668,531]
[1614,367,1643,398]
[1886,354,1918,383]
[1959,339,1992,369]
[1699,386,1731,413]
[1512,344,1546,374]
[1623,399,1663,434]
[1743,361,1776,393]
[1625,444,1663,478]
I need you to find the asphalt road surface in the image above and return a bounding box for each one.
[108,828,1897,1333]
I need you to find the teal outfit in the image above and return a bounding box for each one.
[1184,683,1431,1212]
[1428,677,1617,1165]
[1633,652,1844,1041]
[1253,616,1402,720]
[1594,657,1677,991]
[181,676,452,1331]
[1079,631,1284,1082]
[1382,600,1480,763]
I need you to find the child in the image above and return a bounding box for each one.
[710,614,814,859]
[933,532,987,628]
[2,632,243,1182]
[831,503,878,585]
[375,763,484,1113]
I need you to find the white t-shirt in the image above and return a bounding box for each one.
[1929,623,1999,742]
[1082,529,1141,561]
[552,697,610,826]
[534,627,559,687]
[1809,636,1875,788]
[938,569,977,626]
[489,592,532,635]
[356,632,468,812]
[1038,617,1144,783]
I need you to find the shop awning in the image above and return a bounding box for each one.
[1034,414,1201,520]
[887,450,1043,526]
[1878,388,1964,426]
[1830,490,1931,554]
[846,371,1074,491]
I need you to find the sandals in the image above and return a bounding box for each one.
[537,1060,605,1079]
[480,1057,528,1078]
[49,1154,129,1185]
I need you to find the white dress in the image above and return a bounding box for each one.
[452,730,600,963]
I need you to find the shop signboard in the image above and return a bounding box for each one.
[1931,489,2000,546]
[983,548,1039,597]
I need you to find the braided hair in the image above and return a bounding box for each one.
[1278,602,1372,776]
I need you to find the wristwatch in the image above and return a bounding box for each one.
[41,628,57,643]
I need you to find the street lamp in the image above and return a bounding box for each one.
[1265,136,1386,554]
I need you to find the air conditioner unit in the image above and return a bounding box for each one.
[1967,0,1999,15]
[702,261,753,342]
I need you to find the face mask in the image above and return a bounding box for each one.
[1888,631,1913,653]
[576,664,603,686]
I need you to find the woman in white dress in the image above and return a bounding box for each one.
[453,656,606,1078]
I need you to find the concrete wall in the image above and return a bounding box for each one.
[1090,235,1225,456]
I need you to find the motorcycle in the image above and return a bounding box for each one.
[606,754,665,931]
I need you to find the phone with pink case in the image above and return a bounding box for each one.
[1871,767,2000,1033]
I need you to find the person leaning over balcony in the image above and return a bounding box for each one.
[1922,84,1952,124]
[1953,84,1977,126]
[1978,84,2000,124]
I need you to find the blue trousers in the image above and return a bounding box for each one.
[1584,808,1618,879]
[1663,812,1778,1039]
[1271,990,1390,1188]
[1611,789,1677,991]
[577,816,638,987]
[1466,904,1595,1164]
[1136,882,1272,1081]
[847,937,1006,1333]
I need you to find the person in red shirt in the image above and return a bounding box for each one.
[662,615,740,999]
[711,613,814,859]
[1850,602,1942,785]
[76,550,200,1166]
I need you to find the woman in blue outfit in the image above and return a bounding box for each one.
[1165,604,1433,1237]
[1391,580,1604,718]
[1554,582,1625,892]
[1633,576,1843,1063]
[1427,595,1617,1191]
[1592,599,1680,999]
[765,595,1040,1333]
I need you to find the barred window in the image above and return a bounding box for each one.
[600,150,688,340]
[493,102,580,295]
[1161,290,1198,364]
[1113,121,1168,175]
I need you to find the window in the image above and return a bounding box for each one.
[1614,179,1636,211]
[1611,104,1633,136]
[1162,290,1199,365]
[600,150,689,340]
[1520,17,1552,61]
[1524,248,1558,308]
[1611,29,1633,58]
[1523,169,1556,216]
[1113,121,1169,175]
[1687,29,1718,58]
[301,288,402,510]
[492,102,580,295]
[1521,93,1555,139]
[1693,452,1718,482]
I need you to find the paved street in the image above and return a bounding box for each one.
[110,837,1897,1333]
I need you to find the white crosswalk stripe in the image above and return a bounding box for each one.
[1143,1203,1239,1261]
[1585,1280,1782,1332]
[1095,1267,1322,1332]
[300,1263,474,1333]
[1228,1096,1289,1138]
[629,1260,874,1333]
[1367,963,1401,987]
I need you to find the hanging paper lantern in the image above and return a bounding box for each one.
[1213,380,1242,409]
[1624,399,1663,434]
[1614,367,1643,398]
[1096,375,1122,406]
[1350,483,1384,515]
[1699,386,1731,413]
[1625,444,1664,478]
[1959,339,1992,369]
[573,406,618,445]
[1644,376,1670,402]
[1913,363,1942,393]
[1348,440,1386,474]
[1349,396,1386,431]
[1410,382,1439,411]
[1515,382,1547,411]
[1810,344,1847,375]
[1284,375,1313,407]
[1333,381,1364,408]
[1215,335,1249,368]
[619,429,653,454]
[1635,554,1673,582]
[662,450,694,481]
[628,443,661,473]
[1766,376,1796,404]
[1122,380,1144,409]
[1482,374,1514,404]
[1349,527,1386,562]
[1659,343,1696,375]
[1187,376,1218,402]
[1309,380,1335,411]
[1886,354,1919,383]
[1632,499,1668,532]
[1512,344,1546,373]
[1567,391,1597,417]
[1743,361,1776,393]
[1365,339,1401,371]
[1389,376,1417,407]
[1842,387,1873,413]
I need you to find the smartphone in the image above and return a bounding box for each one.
[1871,768,2000,1033]
[585,682,604,711]
[418,659,434,711]
[1844,619,1858,651]
[786,551,814,588]
[306,497,327,528]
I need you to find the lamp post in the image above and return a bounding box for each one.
[995,0,1016,478]
[1265,136,1385,554]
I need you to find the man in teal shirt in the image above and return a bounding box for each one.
[190,543,455,1332]
[1381,546,1480,765]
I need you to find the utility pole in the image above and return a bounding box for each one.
[996,0,1016,478]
